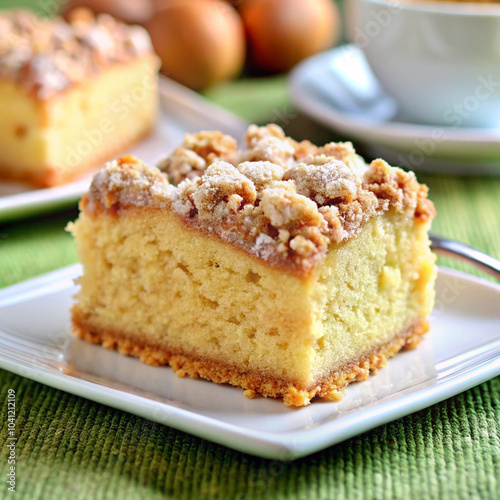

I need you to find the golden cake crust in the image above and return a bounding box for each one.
[72,306,428,407]
[83,126,435,276]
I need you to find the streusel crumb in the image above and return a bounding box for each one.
[86,124,435,275]
[86,155,171,211]
[191,162,257,219]
[240,124,296,167]
[364,159,435,221]
[158,131,238,184]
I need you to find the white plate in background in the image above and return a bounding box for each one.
[0,265,498,459]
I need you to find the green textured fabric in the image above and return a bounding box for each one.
[0,370,498,499]
[1,1,500,498]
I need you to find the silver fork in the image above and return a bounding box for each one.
[430,234,500,281]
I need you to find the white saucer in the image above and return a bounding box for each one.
[0,264,499,458]
[289,45,500,176]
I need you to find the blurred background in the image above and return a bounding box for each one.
[0,0,342,139]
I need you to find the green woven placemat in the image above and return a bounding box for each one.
[0,1,500,498]
[0,369,498,499]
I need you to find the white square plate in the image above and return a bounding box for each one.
[0,266,499,459]
[0,77,247,223]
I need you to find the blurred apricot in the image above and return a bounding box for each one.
[240,0,340,72]
[145,0,245,90]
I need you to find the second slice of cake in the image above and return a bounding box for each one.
[69,125,436,406]
[0,9,158,187]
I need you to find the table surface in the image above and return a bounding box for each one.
[1,2,500,499]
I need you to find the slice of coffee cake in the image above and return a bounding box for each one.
[0,9,158,187]
[69,125,436,406]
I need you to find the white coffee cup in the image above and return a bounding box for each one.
[345,0,500,128]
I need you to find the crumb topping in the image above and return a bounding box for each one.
[86,125,436,275]
[364,159,436,221]
[157,131,238,185]
[283,157,360,205]
[240,124,296,167]
[191,162,257,220]
[0,9,155,99]
[86,155,171,211]
[237,161,284,188]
